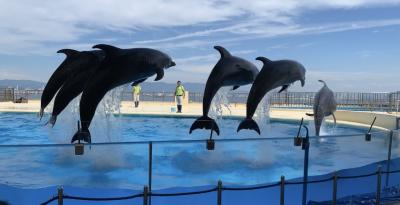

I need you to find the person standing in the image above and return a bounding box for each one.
[174,81,185,113]
[132,83,142,108]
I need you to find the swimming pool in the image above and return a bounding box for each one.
[0,112,393,190]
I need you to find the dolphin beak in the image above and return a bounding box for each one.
[301,78,305,87]
[169,61,176,68]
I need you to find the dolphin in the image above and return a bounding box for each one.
[306,80,337,136]
[237,57,306,134]
[71,44,175,143]
[189,46,259,135]
[48,50,105,126]
[40,49,81,119]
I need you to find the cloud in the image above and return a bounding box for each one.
[1,0,400,54]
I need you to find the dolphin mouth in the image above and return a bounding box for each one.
[167,61,176,69]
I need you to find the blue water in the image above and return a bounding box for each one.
[0,112,393,190]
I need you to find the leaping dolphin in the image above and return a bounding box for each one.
[48,50,105,126]
[40,49,80,119]
[306,80,337,136]
[237,57,306,134]
[72,44,175,143]
[189,46,259,135]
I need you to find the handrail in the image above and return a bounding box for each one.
[0,130,389,148]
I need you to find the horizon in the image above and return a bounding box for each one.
[0,1,399,92]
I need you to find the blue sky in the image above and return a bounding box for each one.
[0,0,399,92]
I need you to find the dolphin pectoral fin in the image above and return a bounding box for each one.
[154,69,164,81]
[306,113,314,117]
[332,113,337,126]
[232,85,240,90]
[278,85,290,93]
[237,119,261,134]
[189,116,220,135]
[131,78,147,86]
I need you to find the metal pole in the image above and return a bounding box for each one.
[280,176,285,205]
[57,186,63,205]
[332,172,338,205]
[143,186,149,205]
[386,131,393,187]
[302,125,310,205]
[217,180,222,205]
[377,166,382,205]
[148,142,153,205]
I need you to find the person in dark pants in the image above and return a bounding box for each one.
[174,81,185,113]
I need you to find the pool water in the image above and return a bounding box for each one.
[0,112,392,190]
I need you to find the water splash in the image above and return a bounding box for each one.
[254,93,271,133]
[46,85,127,143]
[209,87,232,122]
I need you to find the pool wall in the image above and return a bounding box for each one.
[2,157,399,205]
[0,100,398,130]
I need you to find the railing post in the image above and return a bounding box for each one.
[302,126,310,205]
[332,172,338,205]
[148,141,153,205]
[57,186,63,205]
[217,180,222,205]
[386,130,393,187]
[376,166,382,205]
[280,176,285,205]
[143,186,149,205]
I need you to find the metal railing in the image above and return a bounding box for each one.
[2,88,400,112]
[0,128,394,205]
[0,87,15,102]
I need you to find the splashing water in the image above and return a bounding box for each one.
[254,93,271,133]
[45,85,127,143]
[209,87,232,122]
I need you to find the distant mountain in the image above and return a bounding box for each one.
[0,79,45,89]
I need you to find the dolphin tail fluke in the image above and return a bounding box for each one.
[237,119,260,134]
[71,128,91,143]
[189,116,220,135]
[39,108,44,120]
[47,115,57,127]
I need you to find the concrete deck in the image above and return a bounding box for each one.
[0,100,398,130]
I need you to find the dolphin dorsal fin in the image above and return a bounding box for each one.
[92,44,120,56]
[318,80,327,87]
[214,46,232,58]
[57,49,80,58]
[255,56,272,65]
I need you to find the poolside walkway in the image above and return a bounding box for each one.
[0,100,398,130]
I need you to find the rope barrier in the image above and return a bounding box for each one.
[40,196,57,205]
[285,176,334,185]
[338,172,378,179]
[222,182,281,191]
[63,193,143,201]
[151,187,218,196]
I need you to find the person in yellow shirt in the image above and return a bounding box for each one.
[174,81,185,113]
[132,83,142,108]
